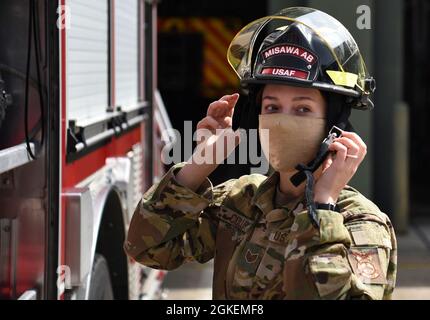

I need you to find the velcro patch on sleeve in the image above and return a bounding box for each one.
[347,247,387,285]
[348,222,392,249]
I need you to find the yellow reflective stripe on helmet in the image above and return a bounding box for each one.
[326,70,358,88]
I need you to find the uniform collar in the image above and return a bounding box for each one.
[251,171,306,217]
[251,171,278,216]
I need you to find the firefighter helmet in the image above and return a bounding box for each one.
[227,7,375,110]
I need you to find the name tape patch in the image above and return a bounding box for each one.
[262,67,309,80]
[262,44,317,64]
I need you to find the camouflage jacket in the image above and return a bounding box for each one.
[124,162,397,300]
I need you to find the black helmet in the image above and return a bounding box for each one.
[228,7,375,111]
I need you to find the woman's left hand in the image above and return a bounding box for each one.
[313,130,367,204]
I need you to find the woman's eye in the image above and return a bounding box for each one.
[296,106,311,113]
[264,105,280,113]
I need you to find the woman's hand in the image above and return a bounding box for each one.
[175,93,240,192]
[313,130,367,204]
[196,93,239,134]
[193,93,241,163]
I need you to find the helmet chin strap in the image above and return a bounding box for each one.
[290,106,352,228]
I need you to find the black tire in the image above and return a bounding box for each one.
[88,254,114,300]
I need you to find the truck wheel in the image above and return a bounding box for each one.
[88,254,114,300]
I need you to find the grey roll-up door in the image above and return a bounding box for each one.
[67,0,109,123]
[115,0,139,110]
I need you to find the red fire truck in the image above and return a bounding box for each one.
[0,0,173,300]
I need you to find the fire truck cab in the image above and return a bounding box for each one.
[0,0,172,300]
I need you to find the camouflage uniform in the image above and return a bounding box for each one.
[124,162,397,300]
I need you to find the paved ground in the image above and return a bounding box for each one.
[392,219,430,299]
[162,220,430,300]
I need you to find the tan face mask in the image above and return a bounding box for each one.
[258,114,326,173]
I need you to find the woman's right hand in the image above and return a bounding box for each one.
[175,93,241,191]
[197,93,239,133]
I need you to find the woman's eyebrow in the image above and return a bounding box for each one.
[262,95,279,101]
[292,96,315,102]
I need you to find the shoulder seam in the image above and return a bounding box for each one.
[219,174,267,207]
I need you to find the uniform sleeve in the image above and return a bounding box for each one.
[123,162,235,270]
[282,206,397,300]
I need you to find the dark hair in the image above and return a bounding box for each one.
[322,91,355,134]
